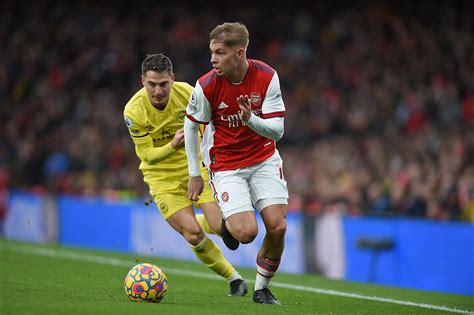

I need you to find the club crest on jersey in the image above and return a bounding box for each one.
[159,202,169,214]
[176,111,185,123]
[250,93,261,106]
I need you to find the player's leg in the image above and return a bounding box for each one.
[166,205,247,296]
[255,203,287,293]
[156,191,234,276]
[195,212,216,235]
[165,205,205,245]
[195,181,247,295]
[209,168,259,248]
[225,211,258,244]
[249,152,289,305]
[258,204,287,260]
[195,170,221,235]
[148,177,244,290]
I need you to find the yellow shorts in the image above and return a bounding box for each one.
[147,170,216,220]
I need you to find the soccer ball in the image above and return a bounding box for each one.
[124,263,168,303]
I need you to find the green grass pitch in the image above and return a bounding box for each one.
[0,238,472,315]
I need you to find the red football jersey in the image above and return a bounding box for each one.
[186,59,285,171]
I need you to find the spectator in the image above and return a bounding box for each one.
[2,0,473,221]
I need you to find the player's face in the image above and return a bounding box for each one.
[142,70,174,109]
[210,40,241,77]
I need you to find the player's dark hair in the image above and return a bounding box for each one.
[210,22,249,48]
[141,54,173,75]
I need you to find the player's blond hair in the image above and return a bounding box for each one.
[210,22,249,49]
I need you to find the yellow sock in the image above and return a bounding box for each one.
[190,236,236,280]
[196,214,216,235]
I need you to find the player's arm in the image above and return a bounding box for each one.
[135,129,184,165]
[238,100,284,141]
[237,72,285,141]
[184,82,211,201]
[124,113,183,165]
[184,117,202,201]
[184,118,201,177]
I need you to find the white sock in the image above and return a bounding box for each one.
[228,271,242,283]
[254,273,272,290]
[255,255,280,290]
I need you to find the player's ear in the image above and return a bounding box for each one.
[141,75,146,86]
[236,47,245,60]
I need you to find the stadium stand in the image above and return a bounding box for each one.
[2,0,473,221]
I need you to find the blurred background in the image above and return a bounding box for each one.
[1,0,474,295]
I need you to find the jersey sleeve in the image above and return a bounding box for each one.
[261,71,285,118]
[123,110,176,165]
[186,81,212,124]
[184,117,202,177]
[244,116,284,141]
[124,110,148,138]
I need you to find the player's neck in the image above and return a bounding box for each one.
[153,103,167,110]
[148,96,167,110]
[225,59,249,85]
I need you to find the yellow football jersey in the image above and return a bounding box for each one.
[124,82,202,189]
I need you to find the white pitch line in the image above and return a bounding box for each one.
[2,244,472,314]
[271,283,473,314]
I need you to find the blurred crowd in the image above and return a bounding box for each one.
[2,1,473,221]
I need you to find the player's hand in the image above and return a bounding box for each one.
[237,95,252,122]
[171,128,185,149]
[187,175,204,201]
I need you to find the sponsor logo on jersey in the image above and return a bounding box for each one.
[145,122,155,132]
[153,128,174,142]
[220,113,243,128]
[160,128,173,138]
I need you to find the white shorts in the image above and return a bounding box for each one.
[208,151,288,219]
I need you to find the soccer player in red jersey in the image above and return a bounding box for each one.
[184,22,288,305]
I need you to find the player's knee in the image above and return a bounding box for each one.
[236,228,258,244]
[267,219,287,238]
[183,227,205,246]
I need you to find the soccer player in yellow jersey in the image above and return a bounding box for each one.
[123,54,247,296]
